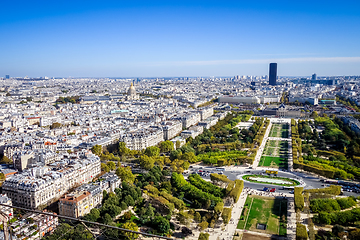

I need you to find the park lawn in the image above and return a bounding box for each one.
[242,196,287,236]
[269,125,281,137]
[269,124,289,138]
[268,140,278,147]
[259,156,288,168]
[237,196,253,229]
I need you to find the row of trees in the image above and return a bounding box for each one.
[171,172,223,209]
[241,117,264,144]
[196,150,248,165]
[294,187,304,211]
[188,174,225,198]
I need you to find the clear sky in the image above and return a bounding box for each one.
[1,0,360,78]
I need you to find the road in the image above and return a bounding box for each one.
[188,166,360,197]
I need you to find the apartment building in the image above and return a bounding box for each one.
[162,121,182,140]
[2,153,101,209]
[198,107,214,120]
[59,173,121,218]
[120,127,164,150]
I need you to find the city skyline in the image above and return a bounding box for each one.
[1,1,360,77]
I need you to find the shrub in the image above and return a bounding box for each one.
[222,208,232,225]
[229,179,244,203]
[171,173,222,209]
[210,173,232,183]
[294,187,304,211]
[188,174,225,198]
[296,223,308,240]
[198,232,210,240]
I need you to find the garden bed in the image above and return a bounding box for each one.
[242,174,300,186]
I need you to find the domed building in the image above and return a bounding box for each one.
[127,82,139,100]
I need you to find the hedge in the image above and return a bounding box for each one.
[171,172,223,209]
[188,174,225,198]
[303,185,342,195]
[293,161,335,178]
[294,187,304,211]
[159,191,186,210]
[229,179,244,203]
[222,207,232,225]
[296,223,308,240]
[210,173,232,183]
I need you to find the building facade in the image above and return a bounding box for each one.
[2,153,101,209]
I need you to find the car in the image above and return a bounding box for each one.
[289,190,294,194]
[219,172,223,175]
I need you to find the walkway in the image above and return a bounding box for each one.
[252,122,272,169]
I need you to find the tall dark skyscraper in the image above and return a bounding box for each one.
[5,75,9,79]
[269,63,277,86]
[312,73,317,80]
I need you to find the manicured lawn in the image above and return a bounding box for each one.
[238,195,287,236]
[237,197,252,229]
[261,139,289,168]
[259,156,288,169]
[269,124,289,138]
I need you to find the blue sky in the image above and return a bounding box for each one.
[1,0,360,77]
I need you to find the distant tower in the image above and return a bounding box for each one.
[312,73,317,80]
[5,75,9,79]
[269,63,277,86]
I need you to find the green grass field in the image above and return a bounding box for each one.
[269,124,289,138]
[259,156,288,169]
[237,196,287,236]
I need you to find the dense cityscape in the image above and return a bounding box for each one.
[0,66,359,240]
[2,1,360,240]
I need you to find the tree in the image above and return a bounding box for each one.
[222,208,232,225]
[194,212,201,223]
[181,152,197,163]
[90,208,100,220]
[121,221,139,240]
[50,122,61,129]
[144,146,160,157]
[120,201,128,210]
[205,199,211,209]
[91,145,102,156]
[139,155,155,170]
[101,163,110,172]
[176,140,181,149]
[103,213,112,225]
[0,155,11,164]
[209,219,215,228]
[153,216,170,234]
[198,232,209,240]
[214,202,224,215]
[198,221,208,231]
[160,140,174,153]
[118,142,130,157]
[116,166,135,184]
[107,161,116,171]
[124,195,135,206]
